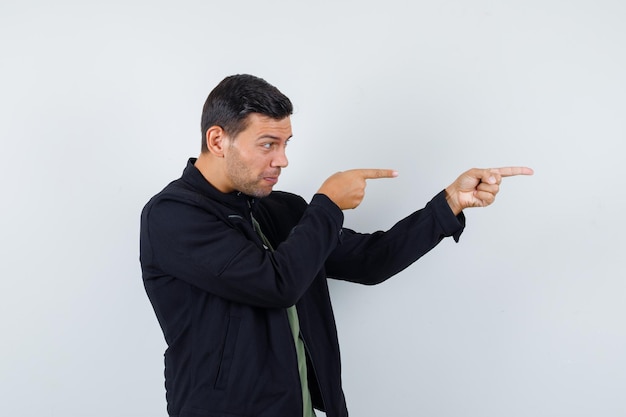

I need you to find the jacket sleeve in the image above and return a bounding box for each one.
[141,193,344,309]
[324,190,465,285]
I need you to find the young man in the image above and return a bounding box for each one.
[140,74,533,417]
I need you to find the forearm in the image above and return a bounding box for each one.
[325,190,465,284]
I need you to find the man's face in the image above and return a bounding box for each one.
[223,113,292,198]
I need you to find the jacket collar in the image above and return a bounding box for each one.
[181,157,258,214]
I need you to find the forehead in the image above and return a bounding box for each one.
[242,113,292,139]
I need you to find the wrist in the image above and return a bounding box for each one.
[445,186,463,216]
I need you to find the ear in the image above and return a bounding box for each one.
[205,126,228,157]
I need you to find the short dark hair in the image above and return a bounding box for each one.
[200,74,293,152]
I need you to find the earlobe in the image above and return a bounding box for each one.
[206,126,226,157]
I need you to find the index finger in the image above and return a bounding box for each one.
[352,168,399,179]
[492,166,534,177]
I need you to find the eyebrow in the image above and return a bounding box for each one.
[256,134,293,141]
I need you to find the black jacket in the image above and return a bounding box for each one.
[140,159,465,417]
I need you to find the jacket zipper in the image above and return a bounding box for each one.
[301,329,328,415]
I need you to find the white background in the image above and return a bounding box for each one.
[1,1,625,416]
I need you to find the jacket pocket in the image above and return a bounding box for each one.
[214,315,241,390]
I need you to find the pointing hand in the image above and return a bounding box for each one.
[445,167,534,215]
[318,169,398,210]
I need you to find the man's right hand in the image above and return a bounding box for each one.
[317,169,398,210]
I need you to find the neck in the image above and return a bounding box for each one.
[194,152,231,193]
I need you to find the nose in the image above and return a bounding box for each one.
[272,148,288,168]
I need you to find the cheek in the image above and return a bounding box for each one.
[253,153,273,168]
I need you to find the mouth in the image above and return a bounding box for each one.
[263,176,279,185]
[262,171,280,185]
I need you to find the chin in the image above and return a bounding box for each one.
[248,188,272,199]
